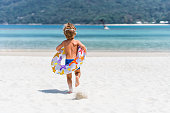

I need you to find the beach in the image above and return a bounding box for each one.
[0,51,170,113]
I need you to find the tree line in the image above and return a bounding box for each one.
[0,0,170,24]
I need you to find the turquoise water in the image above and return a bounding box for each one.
[0,25,170,51]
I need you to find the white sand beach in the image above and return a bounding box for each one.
[0,52,170,113]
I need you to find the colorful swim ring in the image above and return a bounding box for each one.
[51,46,86,75]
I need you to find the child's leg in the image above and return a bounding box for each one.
[75,69,81,87]
[67,73,72,93]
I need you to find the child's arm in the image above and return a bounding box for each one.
[77,41,87,53]
[56,41,64,51]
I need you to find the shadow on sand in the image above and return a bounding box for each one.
[38,89,68,94]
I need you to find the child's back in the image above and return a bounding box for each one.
[63,39,78,59]
[62,39,85,59]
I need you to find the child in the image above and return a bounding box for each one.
[56,23,87,93]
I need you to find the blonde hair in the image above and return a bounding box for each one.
[63,23,76,39]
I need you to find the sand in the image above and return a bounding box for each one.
[0,52,170,113]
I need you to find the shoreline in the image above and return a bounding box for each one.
[1,50,170,57]
[0,24,169,26]
[1,48,170,52]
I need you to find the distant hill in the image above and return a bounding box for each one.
[0,0,170,24]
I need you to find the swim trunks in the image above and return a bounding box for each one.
[65,59,80,70]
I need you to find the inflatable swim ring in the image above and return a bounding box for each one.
[51,46,86,75]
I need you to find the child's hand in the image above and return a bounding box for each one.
[84,49,87,54]
[78,40,86,54]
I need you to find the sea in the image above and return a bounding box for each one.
[0,25,170,51]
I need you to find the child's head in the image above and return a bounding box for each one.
[63,23,76,40]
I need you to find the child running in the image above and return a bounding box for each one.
[56,23,87,93]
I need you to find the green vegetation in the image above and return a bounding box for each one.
[0,0,170,24]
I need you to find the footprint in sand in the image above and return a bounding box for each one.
[75,92,88,100]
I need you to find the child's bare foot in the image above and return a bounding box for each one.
[75,76,80,87]
[67,89,73,94]
[67,91,72,94]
